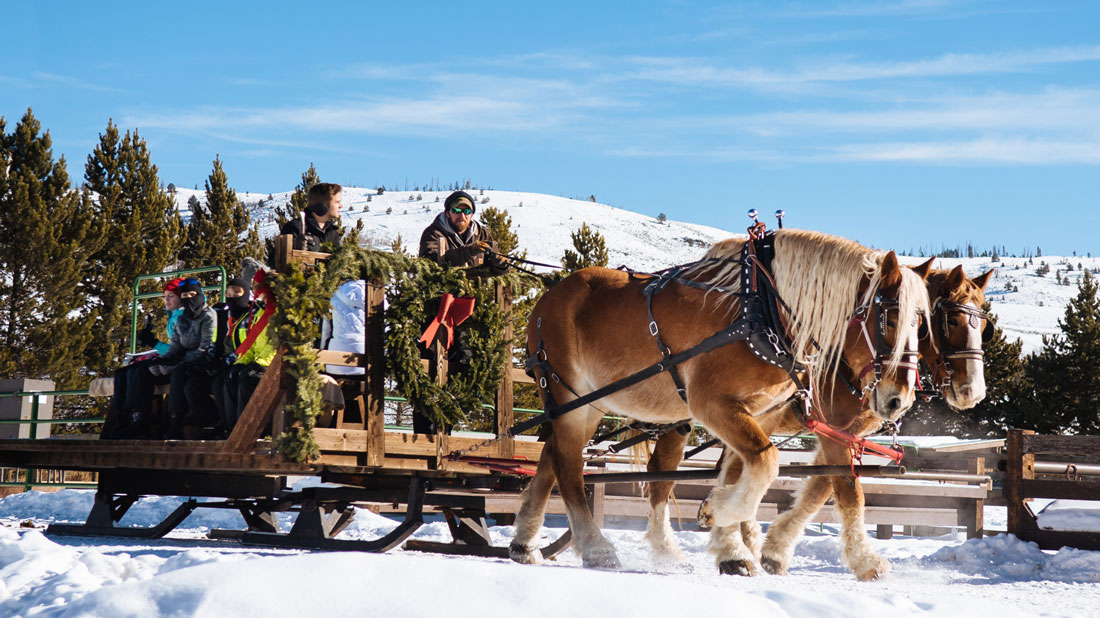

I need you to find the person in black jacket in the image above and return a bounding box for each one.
[157,279,218,439]
[413,191,508,433]
[418,190,507,273]
[278,182,343,254]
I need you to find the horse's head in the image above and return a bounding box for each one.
[838,251,930,423]
[921,263,993,409]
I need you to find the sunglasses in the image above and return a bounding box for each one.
[448,206,473,215]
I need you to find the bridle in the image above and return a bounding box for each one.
[842,295,922,403]
[926,298,991,392]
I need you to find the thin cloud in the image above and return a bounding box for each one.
[626,45,1100,88]
[608,138,1100,165]
[31,72,119,93]
[773,0,963,18]
[827,139,1100,164]
[663,88,1100,134]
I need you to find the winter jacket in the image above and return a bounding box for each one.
[278,212,342,253]
[418,212,508,273]
[322,280,365,376]
[154,308,184,355]
[224,305,255,357]
[160,307,216,365]
[236,303,277,368]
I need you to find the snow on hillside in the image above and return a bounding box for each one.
[905,255,1097,355]
[174,187,733,272]
[175,187,1087,355]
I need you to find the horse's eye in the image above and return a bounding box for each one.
[948,317,961,329]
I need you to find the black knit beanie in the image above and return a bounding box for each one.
[444,190,477,214]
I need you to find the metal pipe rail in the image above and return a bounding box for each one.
[997,459,1100,477]
[582,465,909,484]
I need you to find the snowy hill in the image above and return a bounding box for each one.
[174,187,1088,355]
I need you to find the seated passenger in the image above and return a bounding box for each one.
[182,278,245,438]
[275,182,343,255]
[210,277,255,436]
[413,191,508,433]
[221,269,278,434]
[156,278,217,439]
[104,277,184,439]
[322,280,365,377]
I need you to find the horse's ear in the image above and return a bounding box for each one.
[972,269,994,291]
[947,264,966,288]
[910,257,935,281]
[880,251,902,287]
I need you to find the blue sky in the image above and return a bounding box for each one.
[3,1,1099,256]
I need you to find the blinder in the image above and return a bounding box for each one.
[981,319,994,343]
[917,318,930,341]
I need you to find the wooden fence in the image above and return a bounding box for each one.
[1004,428,1100,550]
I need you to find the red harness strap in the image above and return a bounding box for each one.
[803,417,905,466]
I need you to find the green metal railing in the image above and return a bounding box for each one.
[0,389,102,490]
[130,266,226,353]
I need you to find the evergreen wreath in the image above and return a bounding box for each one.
[269,225,537,462]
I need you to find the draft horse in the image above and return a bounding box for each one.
[509,229,930,573]
[643,261,992,580]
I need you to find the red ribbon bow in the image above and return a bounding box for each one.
[418,293,476,349]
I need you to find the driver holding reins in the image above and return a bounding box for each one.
[418,190,508,273]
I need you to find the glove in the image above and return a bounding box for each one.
[137,316,159,348]
[224,354,238,366]
[148,363,171,377]
[472,240,491,254]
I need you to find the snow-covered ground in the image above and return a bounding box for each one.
[177,186,1084,355]
[1,488,1098,617]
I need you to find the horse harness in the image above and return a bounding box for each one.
[923,298,991,393]
[512,229,911,451]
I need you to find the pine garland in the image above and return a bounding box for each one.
[269,233,537,462]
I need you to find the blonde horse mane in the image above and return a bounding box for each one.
[689,229,928,391]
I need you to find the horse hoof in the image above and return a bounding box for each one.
[509,544,543,565]
[583,548,622,570]
[761,556,787,575]
[851,553,890,581]
[696,497,714,528]
[855,560,890,581]
[856,567,886,581]
[718,559,757,576]
[652,545,687,564]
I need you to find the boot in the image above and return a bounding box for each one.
[162,412,186,440]
[115,411,150,439]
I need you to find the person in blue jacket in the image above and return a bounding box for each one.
[102,277,185,439]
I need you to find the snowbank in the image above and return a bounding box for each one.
[2,489,1100,617]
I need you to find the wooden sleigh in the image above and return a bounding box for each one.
[0,235,574,558]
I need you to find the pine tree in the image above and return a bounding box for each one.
[1027,271,1100,434]
[181,156,263,276]
[390,234,405,255]
[478,206,524,258]
[0,109,105,387]
[276,163,321,229]
[83,121,184,373]
[561,223,609,272]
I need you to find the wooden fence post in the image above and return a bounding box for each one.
[364,278,386,467]
[962,456,985,539]
[1005,429,1036,538]
[494,284,515,459]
